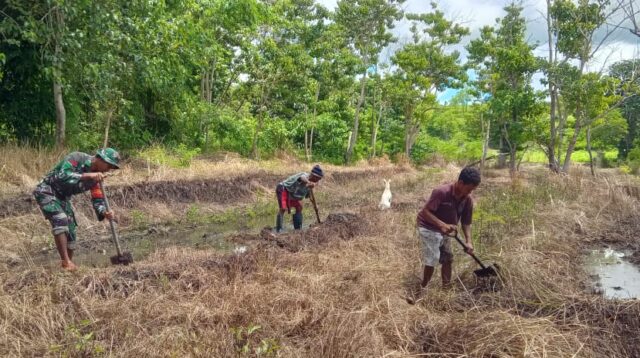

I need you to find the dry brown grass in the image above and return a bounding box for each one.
[1,147,640,357]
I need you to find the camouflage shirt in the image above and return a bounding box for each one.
[38,152,107,217]
[280,172,311,200]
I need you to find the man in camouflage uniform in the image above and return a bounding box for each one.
[33,148,121,271]
[275,165,324,232]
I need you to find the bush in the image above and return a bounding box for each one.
[627,147,640,175]
[137,144,200,168]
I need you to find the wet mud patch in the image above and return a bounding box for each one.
[232,213,368,252]
[584,213,640,265]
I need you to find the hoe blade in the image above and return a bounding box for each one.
[474,264,499,278]
[110,252,134,266]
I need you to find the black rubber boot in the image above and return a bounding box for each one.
[276,212,284,232]
[293,211,303,230]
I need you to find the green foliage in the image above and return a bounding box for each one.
[231,324,281,356]
[627,145,640,175]
[610,59,640,159]
[130,209,147,228]
[186,204,202,223]
[0,0,633,171]
[467,3,543,170]
[49,319,105,356]
[137,144,200,168]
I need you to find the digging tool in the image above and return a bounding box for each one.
[451,233,498,277]
[100,182,133,265]
[309,189,321,224]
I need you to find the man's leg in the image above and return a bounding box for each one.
[35,189,77,271]
[418,228,443,289]
[440,236,454,287]
[292,210,303,230]
[422,265,435,288]
[276,209,285,232]
[275,185,287,233]
[291,200,303,230]
[441,262,452,287]
[53,232,76,271]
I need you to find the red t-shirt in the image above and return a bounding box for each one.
[417,183,473,231]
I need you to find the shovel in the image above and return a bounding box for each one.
[452,234,498,277]
[309,189,321,224]
[100,182,133,265]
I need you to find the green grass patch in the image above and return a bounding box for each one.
[522,149,618,164]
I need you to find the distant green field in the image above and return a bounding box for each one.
[522,149,618,164]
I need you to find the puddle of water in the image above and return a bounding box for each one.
[28,211,312,269]
[586,248,640,299]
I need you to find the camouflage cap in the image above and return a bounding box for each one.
[96,148,121,168]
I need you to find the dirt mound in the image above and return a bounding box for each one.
[233,213,368,252]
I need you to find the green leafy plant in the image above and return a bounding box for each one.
[50,320,105,356]
[230,324,281,356]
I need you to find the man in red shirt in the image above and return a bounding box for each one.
[416,166,481,290]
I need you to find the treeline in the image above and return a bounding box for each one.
[0,0,638,170]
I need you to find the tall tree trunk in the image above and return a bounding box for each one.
[481,113,490,173]
[509,146,517,175]
[587,126,595,176]
[562,119,582,173]
[546,0,559,172]
[51,6,66,148]
[304,106,310,161]
[369,88,377,159]
[103,108,114,148]
[309,83,320,161]
[345,70,367,163]
[556,102,567,164]
[498,135,507,169]
[371,100,383,158]
[404,105,418,157]
[53,79,66,147]
[251,112,264,160]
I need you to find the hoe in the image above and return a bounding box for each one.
[452,234,499,277]
[100,182,133,265]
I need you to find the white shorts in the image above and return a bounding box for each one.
[418,227,453,267]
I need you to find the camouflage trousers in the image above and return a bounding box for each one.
[33,183,77,249]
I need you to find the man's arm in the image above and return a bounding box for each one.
[422,208,456,235]
[461,224,473,254]
[89,184,115,221]
[298,174,315,188]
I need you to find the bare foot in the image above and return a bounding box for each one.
[61,260,78,271]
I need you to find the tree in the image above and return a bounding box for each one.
[0,0,75,147]
[617,0,640,37]
[551,0,630,173]
[467,3,542,174]
[390,5,468,157]
[610,59,640,159]
[335,0,404,163]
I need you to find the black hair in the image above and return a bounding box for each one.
[459,166,481,185]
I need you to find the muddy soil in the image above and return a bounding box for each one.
[3,211,371,298]
[231,213,369,253]
[584,213,640,265]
